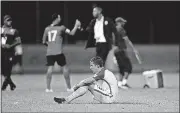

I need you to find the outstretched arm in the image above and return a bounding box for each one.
[86,19,94,32]
[42,28,48,46]
[65,19,81,36]
[123,36,135,50]
[124,36,142,64]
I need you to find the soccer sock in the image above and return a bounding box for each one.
[119,73,124,81]
[16,55,22,66]
[124,72,129,80]
[46,73,52,90]
[122,79,127,85]
[63,68,71,89]
[118,81,123,86]
[65,86,88,103]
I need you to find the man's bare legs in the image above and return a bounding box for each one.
[46,66,53,92]
[62,65,71,90]
[65,86,88,103]
[54,86,89,104]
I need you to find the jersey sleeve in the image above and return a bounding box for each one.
[62,25,70,34]
[42,28,48,43]
[14,29,21,44]
[14,29,20,38]
[93,74,104,81]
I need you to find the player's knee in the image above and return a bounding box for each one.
[79,86,88,93]
[47,67,53,75]
[63,66,70,74]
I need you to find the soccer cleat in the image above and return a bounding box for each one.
[1,83,8,91]
[10,84,16,91]
[1,86,7,91]
[45,89,53,92]
[54,97,66,104]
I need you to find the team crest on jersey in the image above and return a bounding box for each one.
[9,57,13,61]
[104,21,108,25]
[10,29,15,33]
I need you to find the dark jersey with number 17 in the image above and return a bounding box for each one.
[43,25,67,56]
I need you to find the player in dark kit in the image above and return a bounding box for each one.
[42,13,81,92]
[113,17,133,89]
[1,15,21,91]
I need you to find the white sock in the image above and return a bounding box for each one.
[118,81,123,86]
[122,79,127,85]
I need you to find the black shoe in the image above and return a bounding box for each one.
[10,84,16,91]
[54,97,66,104]
[1,83,8,91]
[2,86,7,91]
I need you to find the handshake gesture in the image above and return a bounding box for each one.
[75,19,81,29]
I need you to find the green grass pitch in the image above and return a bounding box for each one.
[1,73,179,112]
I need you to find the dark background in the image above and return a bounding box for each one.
[1,1,179,44]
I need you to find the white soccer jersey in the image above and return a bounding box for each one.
[93,69,118,103]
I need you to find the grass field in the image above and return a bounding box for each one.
[1,73,179,112]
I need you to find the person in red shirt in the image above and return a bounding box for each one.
[42,13,81,92]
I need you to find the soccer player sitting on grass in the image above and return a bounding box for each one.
[54,56,118,104]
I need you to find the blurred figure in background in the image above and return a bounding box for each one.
[42,13,81,92]
[113,17,133,89]
[1,15,21,91]
[85,4,118,65]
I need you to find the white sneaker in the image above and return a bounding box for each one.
[118,82,128,89]
[118,81,123,87]
[67,88,73,92]
[45,89,53,92]
[119,85,129,90]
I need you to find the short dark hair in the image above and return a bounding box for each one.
[115,17,127,24]
[92,4,103,13]
[4,15,12,21]
[90,56,104,67]
[52,13,59,21]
